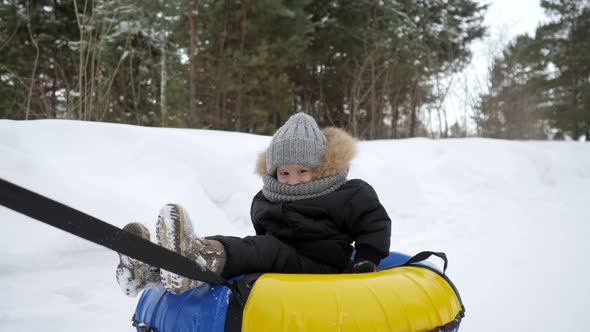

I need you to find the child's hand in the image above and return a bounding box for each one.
[353,260,376,273]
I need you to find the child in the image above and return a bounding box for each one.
[116,113,392,296]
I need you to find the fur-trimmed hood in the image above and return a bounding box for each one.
[256,127,357,179]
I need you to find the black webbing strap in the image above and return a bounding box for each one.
[0,178,228,286]
[224,273,263,332]
[403,251,448,274]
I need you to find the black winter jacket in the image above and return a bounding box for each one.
[250,179,391,271]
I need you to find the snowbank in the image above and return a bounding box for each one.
[1,119,589,331]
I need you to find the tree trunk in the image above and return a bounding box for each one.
[160,32,168,126]
[73,0,84,120]
[369,56,376,139]
[567,9,580,140]
[215,0,230,128]
[443,108,449,138]
[375,64,392,139]
[318,68,326,123]
[392,107,399,138]
[51,0,59,118]
[88,29,97,120]
[409,78,419,137]
[388,75,402,139]
[187,7,197,127]
[435,75,452,138]
[234,0,248,132]
[25,3,40,120]
[368,0,378,139]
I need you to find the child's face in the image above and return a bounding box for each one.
[276,164,314,185]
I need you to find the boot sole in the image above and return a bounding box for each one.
[117,223,151,297]
[156,204,192,294]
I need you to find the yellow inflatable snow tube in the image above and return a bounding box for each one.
[242,266,462,332]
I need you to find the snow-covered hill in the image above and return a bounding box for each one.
[1,119,589,331]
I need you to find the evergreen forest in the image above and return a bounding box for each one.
[1,0,589,140]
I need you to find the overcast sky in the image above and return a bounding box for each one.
[473,0,545,66]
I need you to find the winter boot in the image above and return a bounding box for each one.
[116,222,161,297]
[155,203,226,294]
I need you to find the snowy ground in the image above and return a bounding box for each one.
[1,119,589,331]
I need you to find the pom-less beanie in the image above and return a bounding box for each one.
[266,113,327,176]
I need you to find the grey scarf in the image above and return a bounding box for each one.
[261,172,348,203]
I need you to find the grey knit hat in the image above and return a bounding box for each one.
[266,113,327,176]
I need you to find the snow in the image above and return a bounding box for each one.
[1,119,589,331]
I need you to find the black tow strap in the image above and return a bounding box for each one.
[0,178,228,286]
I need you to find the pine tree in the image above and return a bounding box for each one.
[0,1,79,119]
[475,35,547,139]
[537,0,590,140]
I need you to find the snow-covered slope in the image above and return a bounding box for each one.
[1,119,589,331]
